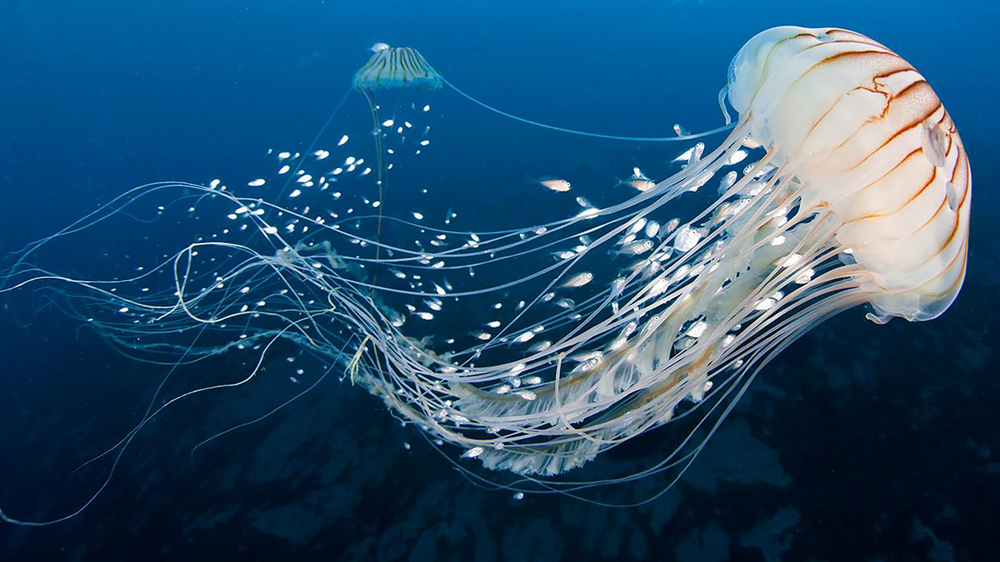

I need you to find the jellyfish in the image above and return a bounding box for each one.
[352,45,443,261]
[0,26,971,524]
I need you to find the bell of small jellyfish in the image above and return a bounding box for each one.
[353,44,444,92]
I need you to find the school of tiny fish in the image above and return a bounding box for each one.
[104,86,777,478]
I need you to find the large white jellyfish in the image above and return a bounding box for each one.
[0,26,970,522]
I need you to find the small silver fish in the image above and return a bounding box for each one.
[671,143,705,167]
[567,351,601,363]
[946,181,960,211]
[552,250,576,260]
[610,277,627,298]
[462,447,484,458]
[536,176,571,192]
[727,149,748,165]
[561,272,593,288]
[627,218,647,236]
[527,340,552,352]
[554,298,575,309]
[921,121,949,168]
[717,171,738,195]
[512,331,536,344]
[618,233,636,246]
[689,143,705,166]
[620,167,656,192]
[614,239,654,256]
[628,178,655,191]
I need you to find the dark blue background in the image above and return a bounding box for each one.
[1,1,998,560]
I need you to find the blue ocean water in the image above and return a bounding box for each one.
[1,0,998,560]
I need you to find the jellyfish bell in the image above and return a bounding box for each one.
[353,45,444,92]
[0,25,972,524]
[726,26,970,322]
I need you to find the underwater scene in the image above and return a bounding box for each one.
[1,0,997,560]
